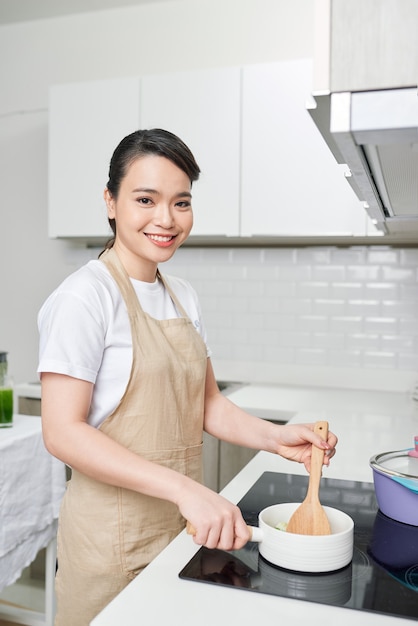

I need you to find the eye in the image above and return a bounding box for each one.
[136,197,153,206]
[175,200,191,210]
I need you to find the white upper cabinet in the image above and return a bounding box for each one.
[240,60,377,237]
[140,67,241,237]
[49,77,141,239]
[48,61,379,241]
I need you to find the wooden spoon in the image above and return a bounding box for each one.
[286,420,331,536]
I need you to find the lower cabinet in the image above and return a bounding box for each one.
[18,396,41,416]
[218,442,258,492]
[203,432,257,493]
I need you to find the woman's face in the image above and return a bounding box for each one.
[105,154,194,281]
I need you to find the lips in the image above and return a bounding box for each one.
[145,233,177,247]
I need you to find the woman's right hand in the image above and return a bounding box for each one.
[176,481,250,551]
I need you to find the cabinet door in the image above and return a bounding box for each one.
[49,77,140,238]
[218,442,257,492]
[241,60,371,237]
[140,68,241,236]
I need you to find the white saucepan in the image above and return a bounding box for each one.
[248,502,354,573]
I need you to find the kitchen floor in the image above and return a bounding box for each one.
[0,605,24,626]
[0,563,45,626]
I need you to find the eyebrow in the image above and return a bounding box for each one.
[132,187,192,199]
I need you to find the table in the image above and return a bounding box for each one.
[0,414,66,625]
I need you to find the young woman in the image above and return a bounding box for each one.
[38,129,337,625]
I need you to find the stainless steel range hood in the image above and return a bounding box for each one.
[308,86,418,235]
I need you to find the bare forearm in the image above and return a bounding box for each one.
[44,419,193,506]
[204,394,278,452]
[204,393,337,471]
[45,417,251,550]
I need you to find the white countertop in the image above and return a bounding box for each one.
[15,382,41,400]
[91,385,418,626]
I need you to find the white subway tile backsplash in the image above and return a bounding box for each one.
[400,283,418,299]
[296,248,331,264]
[262,345,295,364]
[277,265,312,281]
[380,335,415,352]
[398,352,418,370]
[330,316,363,333]
[381,300,418,318]
[346,334,380,351]
[399,318,418,334]
[400,249,418,265]
[217,295,248,313]
[208,341,233,360]
[203,280,237,296]
[312,265,345,281]
[367,248,399,264]
[364,317,398,334]
[296,348,328,366]
[298,315,329,332]
[297,281,330,298]
[267,281,298,298]
[232,342,264,361]
[313,299,345,316]
[330,247,366,264]
[247,265,278,280]
[365,282,399,299]
[230,248,264,265]
[233,279,265,297]
[331,282,364,299]
[233,312,265,330]
[327,349,362,368]
[272,299,312,315]
[346,265,380,281]
[346,299,380,316]
[363,351,397,369]
[153,244,418,376]
[382,266,416,282]
[279,331,311,348]
[263,314,297,331]
[263,248,296,264]
[312,332,345,349]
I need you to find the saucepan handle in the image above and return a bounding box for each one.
[248,526,263,542]
[186,521,263,543]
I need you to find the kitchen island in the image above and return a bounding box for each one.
[90,384,418,625]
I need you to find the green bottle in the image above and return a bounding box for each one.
[0,352,13,427]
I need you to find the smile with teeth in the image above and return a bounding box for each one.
[146,234,176,242]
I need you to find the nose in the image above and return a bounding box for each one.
[154,203,174,229]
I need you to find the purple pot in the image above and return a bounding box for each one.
[369,510,418,569]
[370,450,418,526]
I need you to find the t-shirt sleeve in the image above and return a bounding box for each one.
[37,289,106,383]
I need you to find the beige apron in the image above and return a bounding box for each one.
[55,248,208,625]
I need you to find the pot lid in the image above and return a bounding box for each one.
[370,449,418,480]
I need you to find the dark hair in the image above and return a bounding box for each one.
[100,129,200,254]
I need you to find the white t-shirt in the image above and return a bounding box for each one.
[38,260,211,428]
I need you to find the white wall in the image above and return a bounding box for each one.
[0,0,417,394]
[0,0,314,385]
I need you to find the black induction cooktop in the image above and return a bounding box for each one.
[179,472,418,621]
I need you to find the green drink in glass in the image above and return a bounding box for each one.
[0,387,13,427]
[0,351,13,427]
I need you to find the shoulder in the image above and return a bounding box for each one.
[49,260,119,299]
[38,260,122,324]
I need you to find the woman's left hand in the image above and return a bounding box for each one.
[274,423,338,472]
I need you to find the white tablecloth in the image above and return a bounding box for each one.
[0,414,66,591]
